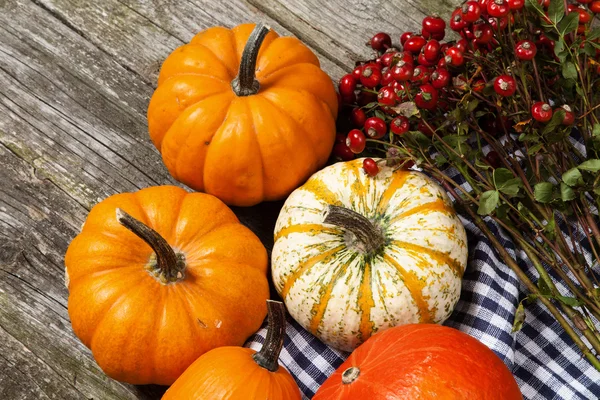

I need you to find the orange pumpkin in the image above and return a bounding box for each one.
[148,23,338,206]
[314,324,523,400]
[65,185,269,385]
[162,300,301,400]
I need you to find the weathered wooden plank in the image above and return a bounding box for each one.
[250,0,461,75]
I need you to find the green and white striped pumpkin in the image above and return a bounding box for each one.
[271,158,468,351]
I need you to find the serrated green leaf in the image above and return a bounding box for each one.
[562,167,583,186]
[558,12,579,35]
[534,182,554,203]
[553,38,567,62]
[477,190,499,215]
[542,109,566,135]
[578,159,600,172]
[512,301,526,333]
[537,278,552,296]
[560,182,576,201]
[363,102,379,109]
[556,296,583,307]
[526,0,545,13]
[493,168,515,187]
[588,27,600,41]
[548,0,564,24]
[561,62,577,80]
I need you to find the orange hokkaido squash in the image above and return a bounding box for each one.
[64,185,269,385]
[162,300,301,400]
[314,324,523,400]
[148,23,338,206]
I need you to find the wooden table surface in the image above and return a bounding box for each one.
[0,0,458,398]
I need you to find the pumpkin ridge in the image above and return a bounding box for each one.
[375,170,411,216]
[308,251,357,334]
[388,199,456,224]
[357,261,375,342]
[389,240,464,277]
[300,177,343,207]
[274,223,342,242]
[381,253,433,323]
[157,72,229,87]
[246,98,267,200]
[187,43,237,80]
[281,245,345,299]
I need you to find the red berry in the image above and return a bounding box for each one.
[422,29,446,41]
[352,65,363,80]
[537,0,550,7]
[381,69,395,86]
[487,0,510,17]
[479,0,491,15]
[455,38,469,52]
[390,60,414,81]
[423,39,441,62]
[453,75,469,91]
[450,8,467,31]
[418,119,436,136]
[494,75,516,97]
[462,1,482,22]
[431,68,451,89]
[445,46,465,66]
[415,84,439,110]
[577,24,587,34]
[363,158,380,177]
[417,52,436,67]
[485,151,502,168]
[508,0,525,9]
[400,32,414,46]
[351,108,367,127]
[377,86,399,106]
[340,93,356,104]
[591,1,600,12]
[559,105,575,125]
[423,15,446,33]
[380,50,399,67]
[473,79,486,93]
[515,40,537,60]
[357,91,377,106]
[333,142,355,161]
[370,32,392,51]
[577,0,591,3]
[537,33,555,50]
[574,6,592,23]
[404,36,427,52]
[411,66,431,84]
[338,74,357,97]
[390,116,410,135]
[360,67,382,88]
[531,101,553,122]
[488,15,509,30]
[364,117,388,138]
[474,23,494,44]
[346,129,367,153]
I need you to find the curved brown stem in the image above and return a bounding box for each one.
[116,208,185,283]
[231,23,269,96]
[324,205,385,255]
[253,300,286,372]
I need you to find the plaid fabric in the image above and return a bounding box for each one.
[245,166,600,399]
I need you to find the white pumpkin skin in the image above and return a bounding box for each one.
[271,158,468,352]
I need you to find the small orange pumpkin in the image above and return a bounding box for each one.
[314,324,523,400]
[65,185,269,385]
[162,300,302,400]
[148,23,338,206]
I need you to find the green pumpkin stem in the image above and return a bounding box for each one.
[324,205,385,255]
[253,300,286,372]
[231,23,270,96]
[116,208,185,283]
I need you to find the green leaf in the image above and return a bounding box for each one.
[588,27,600,41]
[537,278,552,296]
[560,182,576,201]
[561,62,578,80]
[374,109,386,120]
[477,190,499,215]
[562,167,583,186]
[406,131,431,147]
[363,102,379,109]
[534,182,554,203]
[466,99,480,113]
[544,215,557,240]
[433,154,448,167]
[556,296,583,307]
[590,41,600,50]
[548,0,564,24]
[512,301,526,333]
[496,203,510,220]
[553,38,567,62]
[519,133,539,143]
[421,91,432,101]
[526,0,545,14]
[593,124,600,137]
[527,143,544,155]
[558,12,579,36]
[582,43,596,57]
[594,187,600,196]
[494,168,523,196]
[391,101,419,117]
[542,109,566,135]
[578,159,600,172]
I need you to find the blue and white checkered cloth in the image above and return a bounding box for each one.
[245,170,600,399]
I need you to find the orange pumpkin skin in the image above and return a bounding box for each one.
[314,324,523,400]
[65,185,269,385]
[148,23,338,206]
[162,347,301,400]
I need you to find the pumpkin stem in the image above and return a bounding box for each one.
[116,208,185,283]
[324,205,385,255]
[341,367,361,384]
[231,23,270,96]
[253,300,286,372]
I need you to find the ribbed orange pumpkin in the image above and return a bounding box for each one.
[65,185,269,385]
[162,301,301,400]
[148,23,338,206]
[314,324,523,400]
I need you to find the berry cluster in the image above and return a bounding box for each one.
[334,0,600,176]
